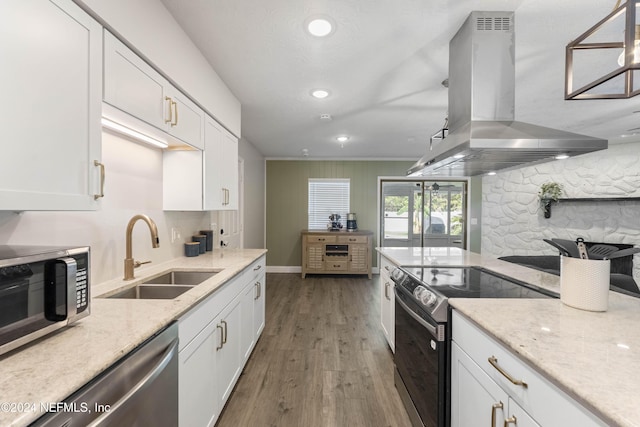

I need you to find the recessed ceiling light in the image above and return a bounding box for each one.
[336,135,349,143]
[487,171,497,176]
[311,89,330,99]
[555,154,570,160]
[306,17,334,37]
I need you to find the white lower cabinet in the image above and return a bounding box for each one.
[179,320,219,427]
[178,255,266,426]
[215,294,243,406]
[451,311,606,427]
[379,255,395,351]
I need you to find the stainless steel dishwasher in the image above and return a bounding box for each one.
[31,322,178,427]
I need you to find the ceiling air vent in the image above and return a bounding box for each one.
[476,16,511,32]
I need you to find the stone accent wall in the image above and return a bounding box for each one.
[481,140,640,282]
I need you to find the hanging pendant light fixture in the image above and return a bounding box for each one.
[565,0,640,99]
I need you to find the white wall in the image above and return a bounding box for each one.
[482,139,640,281]
[239,138,266,249]
[0,132,210,285]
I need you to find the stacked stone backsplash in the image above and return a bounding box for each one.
[482,139,640,282]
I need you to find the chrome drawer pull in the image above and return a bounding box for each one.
[491,401,503,427]
[488,356,528,388]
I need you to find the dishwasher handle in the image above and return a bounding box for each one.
[88,338,179,427]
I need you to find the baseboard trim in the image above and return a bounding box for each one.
[266,266,301,273]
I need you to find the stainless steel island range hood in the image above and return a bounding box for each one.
[408,11,608,177]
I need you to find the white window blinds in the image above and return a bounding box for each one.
[308,178,350,230]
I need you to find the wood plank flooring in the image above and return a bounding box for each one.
[217,273,412,427]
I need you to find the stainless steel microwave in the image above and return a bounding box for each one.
[0,245,90,356]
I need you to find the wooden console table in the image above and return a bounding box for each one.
[301,230,373,279]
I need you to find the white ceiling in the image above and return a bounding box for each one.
[160,0,640,161]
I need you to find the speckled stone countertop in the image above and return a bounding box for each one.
[378,246,640,427]
[0,249,266,427]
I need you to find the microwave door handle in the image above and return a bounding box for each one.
[44,257,77,322]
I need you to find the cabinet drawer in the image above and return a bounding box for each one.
[338,235,368,244]
[306,235,337,243]
[452,311,606,427]
[325,259,348,270]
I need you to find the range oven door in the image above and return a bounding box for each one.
[394,286,448,427]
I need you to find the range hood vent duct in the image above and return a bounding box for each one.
[408,11,607,177]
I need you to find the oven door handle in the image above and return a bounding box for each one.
[394,288,443,341]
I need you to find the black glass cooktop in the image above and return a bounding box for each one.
[402,266,557,299]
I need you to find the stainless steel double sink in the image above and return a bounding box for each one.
[107,270,219,300]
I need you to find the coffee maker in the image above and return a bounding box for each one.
[328,214,343,231]
[346,213,358,231]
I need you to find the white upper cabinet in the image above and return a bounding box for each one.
[0,0,102,211]
[103,31,204,150]
[103,31,166,130]
[163,114,238,211]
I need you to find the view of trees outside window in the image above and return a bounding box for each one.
[383,187,463,239]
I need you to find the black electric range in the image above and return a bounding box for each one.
[390,265,557,427]
[392,265,557,323]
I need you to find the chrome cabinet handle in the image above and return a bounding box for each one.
[488,356,528,388]
[254,281,261,300]
[216,324,224,350]
[491,402,503,427]
[221,320,228,344]
[164,96,173,124]
[94,160,105,200]
[504,416,517,426]
[171,100,178,127]
[384,282,389,300]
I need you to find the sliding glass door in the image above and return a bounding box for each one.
[380,180,466,248]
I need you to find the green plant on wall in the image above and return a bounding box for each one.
[538,181,564,218]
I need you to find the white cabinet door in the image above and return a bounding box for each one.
[0,0,102,211]
[104,31,204,149]
[506,398,541,427]
[221,128,239,210]
[104,31,168,130]
[380,257,395,351]
[451,341,508,427]
[162,150,204,211]
[253,275,266,340]
[166,88,205,150]
[179,320,219,427]
[200,115,239,211]
[240,281,256,362]
[203,116,224,209]
[216,294,243,406]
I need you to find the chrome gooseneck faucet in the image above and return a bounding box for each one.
[124,214,160,280]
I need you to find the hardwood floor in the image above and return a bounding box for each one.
[217,273,412,427]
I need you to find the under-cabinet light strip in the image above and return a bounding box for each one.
[101,117,168,148]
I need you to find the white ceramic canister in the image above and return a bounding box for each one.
[560,256,610,312]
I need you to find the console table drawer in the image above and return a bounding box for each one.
[306,235,337,243]
[338,235,368,244]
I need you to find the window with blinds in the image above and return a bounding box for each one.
[308,178,350,229]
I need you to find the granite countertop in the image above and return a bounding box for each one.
[377,246,640,427]
[0,248,266,427]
